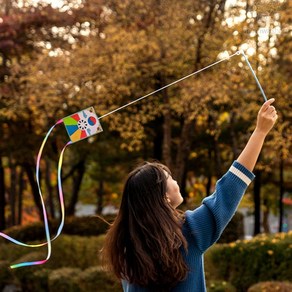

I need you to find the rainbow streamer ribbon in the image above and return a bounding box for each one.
[0,107,102,269]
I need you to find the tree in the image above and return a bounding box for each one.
[0,0,105,224]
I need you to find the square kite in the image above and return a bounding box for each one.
[63,107,103,143]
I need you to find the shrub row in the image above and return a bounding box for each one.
[1,226,291,291]
[1,265,121,292]
[3,211,242,245]
[210,232,292,292]
[0,235,120,291]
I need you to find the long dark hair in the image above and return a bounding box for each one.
[102,162,188,290]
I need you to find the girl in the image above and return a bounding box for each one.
[102,98,278,291]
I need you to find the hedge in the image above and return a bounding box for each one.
[12,251,48,291]
[2,265,121,292]
[0,235,105,270]
[2,215,115,243]
[0,260,19,290]
[1,229,291,291]
[48,268,81,292]
[0,234,120,291]
[210,232,292,291]
[79,266,121,291]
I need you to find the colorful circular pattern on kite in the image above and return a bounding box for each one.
[63,113,89,142]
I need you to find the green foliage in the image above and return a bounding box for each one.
[79,266,121,291]
[4,223,51,243]
[30,269,51,292]
[1,232,292,291]
[48,235,103,270]
[0,235,119,291]
[47,266,121,292]
[61,216,112,236]
[0,234,108,290]
[247,281,292,292]
[0,260,19,290]
[12,252,47,291]
[48,268,81,292]
[0,235,105,270]
[210,232,292,292]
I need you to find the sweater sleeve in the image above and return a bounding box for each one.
[184,161,255,253]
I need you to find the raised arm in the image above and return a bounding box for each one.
[237,98,278,172]
[185,99,278,252]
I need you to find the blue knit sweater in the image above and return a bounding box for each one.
[122,161,255,292]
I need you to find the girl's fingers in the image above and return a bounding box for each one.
[262,98,275,112]
[267,106,276,114]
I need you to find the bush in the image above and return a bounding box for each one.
[3,215,115,243]
[247,281,292,292]
[0,260,19,290]
[0,241,34,263]
[0,235,111,291]
[30,269,51,292]
[12,251,47,291]
[48,267,81,292]
[47,235,104,270]
[79,266,121,291]
[0,235,105,272]
[210,232,292,291]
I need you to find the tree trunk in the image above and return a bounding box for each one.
[162,105,172,168]
[161,77,172,168]
[0,156,6,230]
[67,160,86,216]
[253,170,261,235]
[156,38,172,168]
[17,168,24,225]
[262,200,270,233]
[9,155,16,226]
[230,112,239,160]
[23,162,44,221]
[278,151,284,232]
[45,159,55,219]
[96,180,104,215]
[213,135,223,178]
[205,147,213,197]
[152,117,163,160]
[194,0,216,70]
[175,118,193,192]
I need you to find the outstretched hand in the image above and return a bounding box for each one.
[256,98,278,135]
[237,98,278,171]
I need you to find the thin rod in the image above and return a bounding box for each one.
[240,50,268,101]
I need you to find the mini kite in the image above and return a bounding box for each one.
[63,107,103,143]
